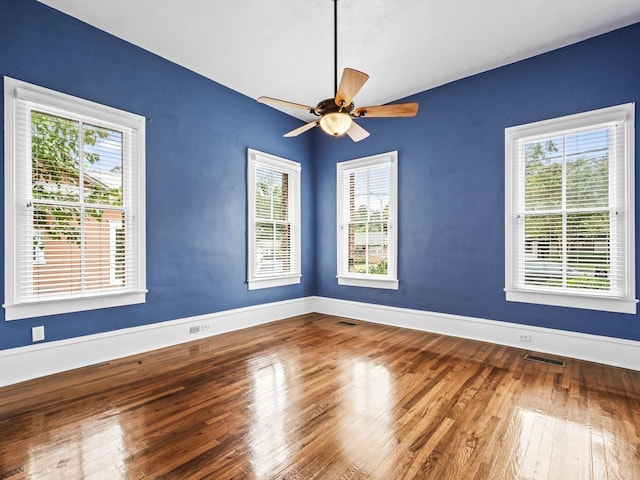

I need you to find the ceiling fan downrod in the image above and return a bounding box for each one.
[333,0,338,97]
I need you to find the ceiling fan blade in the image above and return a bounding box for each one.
[335,68,369,107]
[257,96,314,112]
[346,121,370,142]
[354,102,419,118]
[283,121,318,138]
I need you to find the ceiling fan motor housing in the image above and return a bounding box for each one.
[313,98,355,117]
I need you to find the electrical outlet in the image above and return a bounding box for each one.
[189,325,201,334]
[519,334,532,342]
[32,326,45,342]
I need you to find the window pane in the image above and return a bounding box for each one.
[275,224,291,272]
[30,205,83,296]
[368,167,390,215]
[29,207,127,296]
[255,168,289,221]
[84,209,121,291]
[272,172,289,221]
[255,222,274,275]
[566,129,609,209]
[524,137,562,211]
[349,171,369,222]
[367,226,388,275]
[255,171,272,220]
[31,110,80,203]
[347,224,389,275]
[524,214,562,286]
[351,204,369,223]
[254,221,292,276]
[84,125,124,207]
[348,224,366,273]
[33,203,82,245]
[567,212,610,290]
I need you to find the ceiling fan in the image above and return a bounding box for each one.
[257,0,419,142]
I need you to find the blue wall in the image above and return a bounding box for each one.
[2,0,639,350]
[0,0,315,349]
[314,22,640,341]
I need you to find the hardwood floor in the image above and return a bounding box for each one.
[0,313,638,479]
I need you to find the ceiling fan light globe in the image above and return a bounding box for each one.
[319,112,352,137]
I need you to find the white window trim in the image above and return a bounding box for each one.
[3,77,147,320]
[504,103,636,314]
[247,149,301,290]
[336,151,399,290]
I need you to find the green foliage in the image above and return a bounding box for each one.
[567,275,609,290]
[534,274,610,291]
[524,140,561,210]
[367,260,388,275]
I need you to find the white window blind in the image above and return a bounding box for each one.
[247,149,301,290]
[337,151,398,290]
[4,77,146,320]
[505,103,636,314]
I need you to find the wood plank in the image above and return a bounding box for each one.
[0,313,638,479]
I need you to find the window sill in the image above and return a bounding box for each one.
[505,288,638,314]
[3,290,147,321]
[248,274,301,291]
[338,275,399,290]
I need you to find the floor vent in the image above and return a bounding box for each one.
[524,354,566,367]
[336,320,357,326]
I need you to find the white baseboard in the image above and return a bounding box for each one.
[0,296,315,387]
[3,295,638,387]
[314,297,640,371]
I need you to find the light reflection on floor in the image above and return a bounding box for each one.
[28,418,125,479]
[339,360,396,468]
[515,407,609,479]
[249,354,291,479]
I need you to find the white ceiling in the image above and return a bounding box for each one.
[39,0,640,120]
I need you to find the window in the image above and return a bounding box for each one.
[247,149,301,290]
[505,103,636,314]
[4,77,146,320]
[337,151,398,289]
